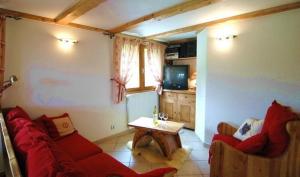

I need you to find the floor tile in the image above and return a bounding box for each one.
[189,150,209,161]
[97,128,211,176]
[99,143,116,152]
[117,133,134,143]
[129,162,152,173]
[108,151,132,163]
[114,143,131,152]
[196,161,210,175]
[177,160,202,175]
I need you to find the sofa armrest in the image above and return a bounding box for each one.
[139,167,177,177]
[217,122,238,136]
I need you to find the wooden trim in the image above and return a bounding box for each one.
[109,0,219,33]
[55,0,106,24]
[127,87,155,94]
[146,2,300,39]
[0,8,107,33]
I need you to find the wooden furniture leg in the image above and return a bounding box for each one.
[132,128,153,148]
[132,128,182,160]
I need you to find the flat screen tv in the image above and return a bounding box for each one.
[163,65,189,90]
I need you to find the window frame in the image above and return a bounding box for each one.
[127,44,155,93]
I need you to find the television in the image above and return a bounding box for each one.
[163,65,189,90]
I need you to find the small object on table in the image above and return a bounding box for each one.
[128,117,184,160]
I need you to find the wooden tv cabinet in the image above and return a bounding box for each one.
[159,89,195,129]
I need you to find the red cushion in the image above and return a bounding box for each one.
[55,132,102,161]
[261,101,297,157]
[7,117,33,138]
[76,153,137,177]
[14,124,50,159]
[27,141,85,177]
[6,106,30,122]
[235,133,268,154]
[27,142,58,177]
[33,117,49,134]
[42,113,76,139]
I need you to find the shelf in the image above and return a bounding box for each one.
[165,57,196,61]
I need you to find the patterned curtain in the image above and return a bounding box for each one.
[145,42,166,95]
[111,35,141,104]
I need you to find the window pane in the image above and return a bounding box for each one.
[125,54,140,89]
[144,48,157,87]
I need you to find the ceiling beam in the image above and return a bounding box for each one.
[109,0,219,33]
[145,1,300,39]
[55,0,106,24]
[0,8,107,33]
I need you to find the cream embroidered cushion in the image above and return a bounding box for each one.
[42,113,76,139]
[233,118,264,141]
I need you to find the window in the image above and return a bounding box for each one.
[126,44,156,92]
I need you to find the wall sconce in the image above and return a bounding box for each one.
[58,38,78,45]
[57,38,78,51]
[1,75,18,94]
[216,35,237,41]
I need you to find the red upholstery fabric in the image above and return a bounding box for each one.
[27,141,85,177]
[7,118,33,138]
[76,153,137,177]
[236,133,268,154]
[211,134,241,147]
[14,124,50,160]
[261,101,297,157]
[6,106,30,122]
[27,142,58,177]
[33,117,49,134]
[55,132,102,161]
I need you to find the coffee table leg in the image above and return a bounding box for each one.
[152,132,182,160]
[132,129,152,148]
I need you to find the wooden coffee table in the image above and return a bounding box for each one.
[128,117,184,160]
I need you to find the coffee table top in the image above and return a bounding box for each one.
[128,117,184,135]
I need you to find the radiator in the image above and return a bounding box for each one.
[126,91,158,123]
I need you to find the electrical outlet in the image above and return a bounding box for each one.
[110,125,115,130]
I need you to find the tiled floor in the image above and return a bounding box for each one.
[98,129,210,177]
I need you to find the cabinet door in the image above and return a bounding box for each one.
[177,94,195,129]
[159,92,177,121]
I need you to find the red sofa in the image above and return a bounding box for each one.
[4,107,177,177]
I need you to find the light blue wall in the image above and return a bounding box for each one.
[197,9,300,144]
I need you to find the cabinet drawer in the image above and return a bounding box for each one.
[161,92,177,100]
[178,94,195,102]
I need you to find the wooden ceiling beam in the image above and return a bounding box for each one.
[109,0,219,33]
[145,1,300,39]
[55,0,106,24]
[0,8,107,33]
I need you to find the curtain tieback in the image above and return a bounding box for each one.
[111,78,126,88]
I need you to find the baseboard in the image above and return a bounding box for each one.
[93,129,135,144]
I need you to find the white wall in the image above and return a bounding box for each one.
[197,9,300,144]
[3,19,128,141]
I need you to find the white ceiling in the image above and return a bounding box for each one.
[0,0,298,41]
[73,0,185,29]
[0,0,79,18]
